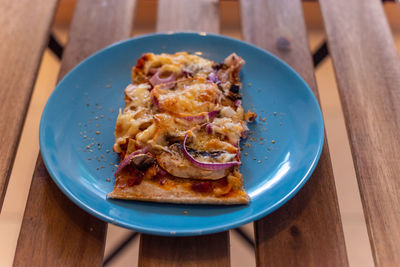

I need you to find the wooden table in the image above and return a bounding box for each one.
[1,0,399,266]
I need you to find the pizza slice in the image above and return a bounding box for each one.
[108,52,256,204]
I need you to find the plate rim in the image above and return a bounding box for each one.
[39,32,325,236]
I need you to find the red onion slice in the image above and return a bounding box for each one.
[181,110,219,122]
[206,123,213,134]
[235,100,242,107]
[208,110,218,119]
[207,72,220,84]
[152,95,161,110]
[149,71,176,88]
[181,114,205,122]
[114,147,150,177]
[182,133,241,170]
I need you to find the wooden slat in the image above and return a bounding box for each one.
[13,0,136,266]
[240,1,349,266]
[139,233,230,267]
[139,1,229,267]
[319,0,400,265]
[157,0,219,33]
[0,0,59,210]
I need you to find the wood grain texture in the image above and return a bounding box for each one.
[140,1,229,267]
[139,232,230,267]
[240,1,348,266]
[319,0,400,265]
[13,0,136,266]
[0,0,59,210]
[157,0,219,33]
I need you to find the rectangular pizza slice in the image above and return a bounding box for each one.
[108,52,256,204]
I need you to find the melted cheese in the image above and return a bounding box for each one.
[124,83,151,110]
[153,78,221,115]
[115,52,251,166]
[114,83,153,152]
[212,117,244,145]
[143,52,214,78]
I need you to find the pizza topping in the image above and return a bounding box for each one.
[149,70,176,88]
[229,84,240,93]
[227,171,243,190]
[114,147,150,176]
[180,110,218,122]
[218,53,245,84]
[192,181,213,193]
[191,178,232,195]
[206,123,213,134]
[213,177,233,196]
[207,72,220,84]
[127,168,144,186]
[143,165,158,179]
[182,132,241,170]
[152,78,222,115]
[124,83,151,108]
[130,153,156,171]
[182,69,193,78]
[220,106,236,118]
[244,110,257,122]
[157,143,229,179]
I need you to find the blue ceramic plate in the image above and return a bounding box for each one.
[40,32,324,236]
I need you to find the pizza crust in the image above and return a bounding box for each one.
[108,179,249,205]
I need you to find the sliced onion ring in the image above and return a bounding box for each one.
[149,70,176,88]
[114,147,150,177]
[181,110,218,122]
[182,133,241,170]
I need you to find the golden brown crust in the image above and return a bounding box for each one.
[108,179,249,204]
